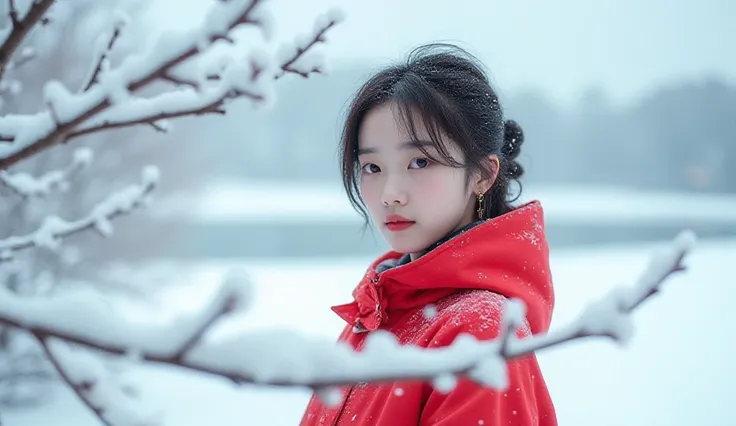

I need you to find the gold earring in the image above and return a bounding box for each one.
[476,192,485,220]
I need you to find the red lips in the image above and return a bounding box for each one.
[385,214,415,231]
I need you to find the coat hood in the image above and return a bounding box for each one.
[331,201,555,335]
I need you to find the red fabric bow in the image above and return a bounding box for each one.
[331,278,388,331]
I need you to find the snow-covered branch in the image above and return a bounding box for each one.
[0,165,158,261]
[0,146,92,197]
[0,230,697,407]
[0,1,347,421]
[0,0,343,169]
[0,0,54,83]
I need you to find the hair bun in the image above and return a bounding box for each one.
[502,119,524,180]
[502,120,523,160]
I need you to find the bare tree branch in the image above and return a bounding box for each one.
[0,231,697,396]
[0,0,54,83]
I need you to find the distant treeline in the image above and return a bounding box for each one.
[184,64,736,194]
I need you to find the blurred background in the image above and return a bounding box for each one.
[1,0,735,425]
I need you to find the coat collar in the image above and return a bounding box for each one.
[331,201,555,335]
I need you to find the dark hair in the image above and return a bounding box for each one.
[339,42,525,225]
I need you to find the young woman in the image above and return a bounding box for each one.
[300,43,557,426]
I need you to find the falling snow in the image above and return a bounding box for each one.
[422,304,437,319]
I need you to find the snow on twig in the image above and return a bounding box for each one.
[0,165,158,261]
[0,269,253,422]
[0,1,344,169]
[164,10,343,87]
[274,11,341,79]
[0,230,697,404]
[0,146,93,197]
[508,230,696,355]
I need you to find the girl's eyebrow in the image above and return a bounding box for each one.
[358,140,433,156]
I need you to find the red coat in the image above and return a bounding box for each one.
[300,201,557,425]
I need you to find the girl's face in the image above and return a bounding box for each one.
[357,102,478,258]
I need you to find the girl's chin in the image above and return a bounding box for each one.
[386,238,432,256]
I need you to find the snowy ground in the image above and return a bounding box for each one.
[2,236,734,426]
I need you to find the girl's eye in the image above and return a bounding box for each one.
[361,163,380,174]
[409,158,430,169]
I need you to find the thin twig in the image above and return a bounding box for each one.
[0,0,54,83]
[8,0,20,29]
[68,96,237,139]
[82,26,123,92]
[276,20,337,79]
[35,335,115,426]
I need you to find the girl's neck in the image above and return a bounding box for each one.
[408,219,483,262]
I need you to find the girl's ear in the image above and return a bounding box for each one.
[474,154,500,194]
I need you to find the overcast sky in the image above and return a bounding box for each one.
[145,0,735,108]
